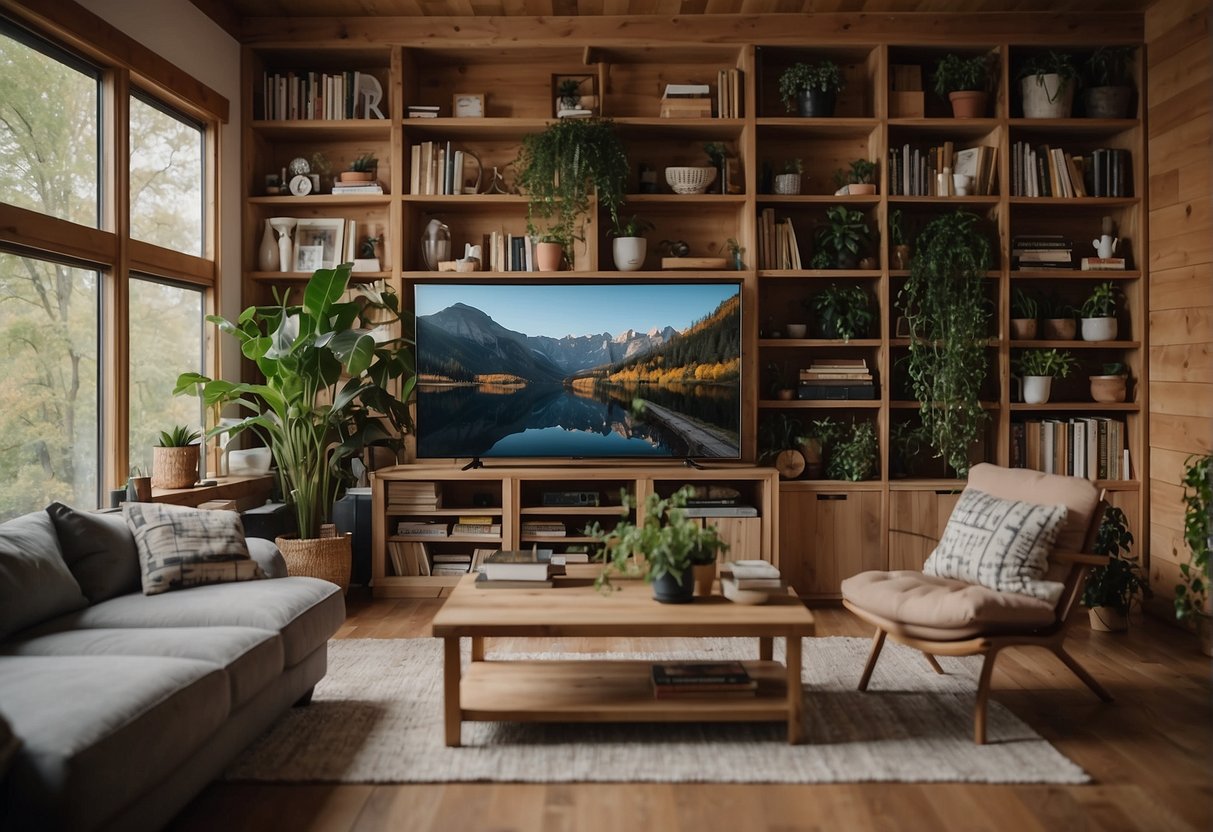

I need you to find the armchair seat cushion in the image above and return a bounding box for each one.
[842,570,1058,640]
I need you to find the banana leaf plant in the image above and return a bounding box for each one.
[175,264,415,540]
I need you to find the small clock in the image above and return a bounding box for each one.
[452,93,485,119]
[288,174,313,196]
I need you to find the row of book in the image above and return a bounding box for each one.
[408,141,475,195]
[758,208,803,270]
[798,358,876,401]
[482,231,542,272]
[1010,144,1130,198]
[260,71,380,121]
[520,521,567,538]
[386,481,441,511]
[716,70,744,118]
[396,520,502,538]
[886,143,997,197]
[1011,418,1128,480]
[387,543,499,577]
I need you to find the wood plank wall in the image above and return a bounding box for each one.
[1145,0,1212,605]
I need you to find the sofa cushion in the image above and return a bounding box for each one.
[124,502,265,595]
[247,536,288,579]
[0,512,87,640]
[45,502,142,603]
[842,570,1058,639]
[0,655,228,831]
[923,488,1068,604]
[31,577,343,667]
[0,626,283,709]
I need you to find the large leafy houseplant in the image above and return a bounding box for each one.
[897,210,990,475]
[1176,453,1212,623]
[175,265,415,540]
[1083,506,1150,627]
[515,118,629,252]
[806,283,873,342]
[814,206,872,269]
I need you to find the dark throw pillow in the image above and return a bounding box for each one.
[45,502,142,603]
[123,502,266,596]
[0,511,87,638]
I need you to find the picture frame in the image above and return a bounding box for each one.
[451,93,485,118]
[293,218,346,271]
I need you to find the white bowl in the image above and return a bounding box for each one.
[665,166,717,195]
[227,447,272,476]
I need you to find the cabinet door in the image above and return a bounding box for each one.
[888,490,961,571]
[780,490,882,598]
[704,517,762,564]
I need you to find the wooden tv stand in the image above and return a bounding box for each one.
[370,463,780,598]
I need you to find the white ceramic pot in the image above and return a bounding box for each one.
[1081,317,1117,341]
[1021,73,1075,118]
[1023,375,1052,405]
[612,237,647,271]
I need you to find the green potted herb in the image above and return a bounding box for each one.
[1083,46,1134,118]
[151,425,201,490]
[340,152,377,184]
[609,214,654,272]
[1176,454,1213,656]
[516,118,629,271]
[774,158,803,195]
[1020,51,1080,118]
[1080,280,1119,341]
[1090,361,1128,404]
[933,53,994,118]
[806,283,873,341]
[778,59,845,117]
[845,158,877,195]
[889,208,910,269]
[1016,348,1078,404]
[815,205,872,269]
[897,210,991,475]
[1010,287,1039,340]
[1083,506,1149,632]
[589,485,727,603]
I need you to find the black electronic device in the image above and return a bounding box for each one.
[542,491,601,507]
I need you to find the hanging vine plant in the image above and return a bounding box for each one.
[515,118,630,249]
[897,209,991,476]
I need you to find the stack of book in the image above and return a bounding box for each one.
[430,552,473,576]
[396,520,449,539]
[1012,235,1073,270]
[720,560,786,603]
[520,521,566,538]
[1012,418,1128,480]
[451,516,502,537]
[408,141,474,195]
[480,231,537,272]
[387,541,431,576]
[1011,144,1130,198]
[659,84,712,119]
[331,180,383,195]
[650,662,757,699]
[387,482,441,511]
[475,548,565,589]
[799,358,876,400]
[406,104,439,119]
[716,68,744,118]
[758,209,802,270]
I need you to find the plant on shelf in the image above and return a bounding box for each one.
[516,118,630,268]
[1176,453,1213,655]
[845,158,877,195]
[1083,46,1135,118]
[766,361,798,401]
[758,413,804,463]
[1090,361,1128,403]
[151,424,202,490]
[805,283,873,342]
[158,424,201,448]
[778,59,845,117]
[1080,280,1120,341]
[1083,505,1150,631]
[608,214,654,272]
[1038,293,1079,340]
[704,142,729,194]
[889,208,911,269]
[1016,348,1077,405]
[933,53,993,117]
[1020,51,1080,117]
[828,419,878,481]
[897,210,990,475]
[774,158,803,194]
[814,205,872,269]
[1010,287,1040,340]
[726,237,746,270]
[589,485,727,603]
[556,78,582,110]
[175,266,415,585]
[340,152,377,183]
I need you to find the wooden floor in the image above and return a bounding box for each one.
[171,596,1212,832]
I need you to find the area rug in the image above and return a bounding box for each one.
[226,637,1088,784]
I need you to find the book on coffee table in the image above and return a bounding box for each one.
[651,661,758,695]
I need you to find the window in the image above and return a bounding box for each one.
[130,94,204,256]
[0,24,100,228]
[0,253,99,520]
[128,276,205,476]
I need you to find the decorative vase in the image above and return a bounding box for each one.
[258,219,278,272]
[1022,375,1053,405]
[651,569,695,604]
[1081,317,1118,341]
[948,90,988,118]
[151,445,200,490]
[1088,607,1129,632]
[421,219,450,271]
[1090,374,1127,403]
[693,563,716,597]
[797,88,836,117]
[773,173,801,195]
[1010,319,1038,340]
[1043,318,1077,340]
[536,241,563,272]
[1021,73,1075,118]
[276,532,353,594]
[612,237,646,271]
[892,244,911,270]
[269,217,296,272]
[1084,86,1133,119]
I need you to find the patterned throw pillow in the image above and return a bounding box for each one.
[923,488,1067,604]
[124,503,266,595]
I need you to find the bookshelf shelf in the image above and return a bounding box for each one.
[1009,402,1140,412]
[758,400,882,409]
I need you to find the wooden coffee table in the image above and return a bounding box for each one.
[429,570,816,746]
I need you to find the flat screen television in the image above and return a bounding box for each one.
[414,281,742,460]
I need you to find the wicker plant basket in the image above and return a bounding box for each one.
[275,532,352,593]
[151,445,200,489]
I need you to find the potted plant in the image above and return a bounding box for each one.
[778,59,845,117]
[759,413,807,479]
[339,152,377,184]
[516,118,629,272]
[609,214,653,272]
[556,78,582,110]
[1020,51,1080,118]
[897,210,991,475]
[815,205,872,269]
[1083,46,1134,119]
[1090,362,1129,403]
[1080,280,1119,341]
[176,266,415,593]
[1083,505,1149,632]
[151,425,201,490]
[1010,287,1039,340]
[767,361,798,401]
[774,158,803,195]
[1040,294,1078,340]
[589,485,727,603]
[806,283,873,342]
[1176,454,1213,656]
[889,209,911,270]
[934,53,993,118]
[1015,348,1078,404]
[726,237,745,271]
[845,158,877,195]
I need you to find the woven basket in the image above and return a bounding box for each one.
[664,166,717,195]
[151,446,200,489]
[276,532,352,593]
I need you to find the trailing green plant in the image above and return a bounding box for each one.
[1085,46,1134,88]
[1011,287,1039,319]
[157,425,200,447]
[589,485,727,592]
[814,205,871,268]
[1080,281,1119,318]
[349,152,377,172]
[610,214,653,238]
[889,209,906,247]
[515,118,630,250]
[805,283,873,342]
[828,420,878,481]
[176,267,415,540]
[1021,51,1081,101]
[1016,348,1078,378]
[778,59,845,111]
[897,210,990,475]
[933,52,993,96]
[1083,506,1150,613]
[1176,453,1212,621]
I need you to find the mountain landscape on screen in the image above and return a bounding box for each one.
[415,285,741,459]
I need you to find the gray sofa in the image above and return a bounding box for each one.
[0,505,345,832]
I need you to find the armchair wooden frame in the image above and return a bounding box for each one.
[844,497,1113,745]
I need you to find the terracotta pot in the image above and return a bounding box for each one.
[693,563,716,597]
[128,476,152,502]
[1089,607,1128,632]
[848,183,877,195]
[948,90,989,118]
[1090,374,1127,403]
[892,245,911,270]
[535,242,564,272]
[1042,318,1077,340]
[151,445,200,490]
[1010,318,1038,340]
[276,532,352,594]
[1081,317,1118,342]
[339,170,374,183]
